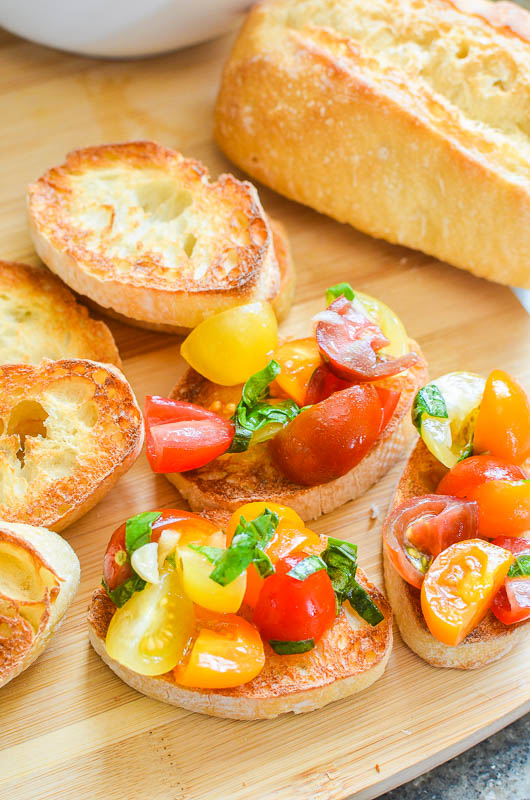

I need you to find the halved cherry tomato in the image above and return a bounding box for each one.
[375,387,401,434]
[103,509,216,591]
[437,456,528,497]
[315,296,418,382]
[272,338,323,405]
[491,537,530,625]
[225,502,321,607]
[305,363,352,404]
[173,610,265,688]
[474,370,530,465]
[144,397,234,473]
[383,495,479,589]
[269,384,384,486]
[421,539,513,646]
[253,553,336,644]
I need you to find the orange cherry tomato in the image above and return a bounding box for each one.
[474,370,530,465]
[225,502,321,607]
[271,338,323,405]
[173,611,265,689]
[421,539,513,646]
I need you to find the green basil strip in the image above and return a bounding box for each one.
[508,554,530,578]
[412,385,448,433]
[102,574,146,608]
[325,282,355,306]
[253,548,275,579]
[321,537,358,613]
[125,511,162,554]
[188,544,224,565]
[269,638,315,655]
[209,509,279,586]
[348,581,384,626]
[287,555,327,581]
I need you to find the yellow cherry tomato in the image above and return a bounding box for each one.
[174,610,265,688]
[474,369,530,465]
[354,291,409,358]
[180,530,247,614]
[272,338,323,405]
[106,563,195,676]
[181,301,278,385]
[421,539,513,646]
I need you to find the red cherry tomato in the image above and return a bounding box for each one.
[315,296,419,382]
[491,537,530,625]
[437,456,528,497]
[103,509,214,591]
[269,384,384,486]
[305,363,353,404]
[474,370,530,465]
[383,495,479,589]
[253,553,336,644]
[144,396,234,473]
[375,387,401,434]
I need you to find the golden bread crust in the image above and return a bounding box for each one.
[0,260,120,366]
[0,359,143,531]
[27,141,290,329]
[166,340,428,520]
[383,439,529,668]
[215,0,530,288]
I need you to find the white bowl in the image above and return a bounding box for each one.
[0,0,249,58]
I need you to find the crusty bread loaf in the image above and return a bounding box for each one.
[27,141,295,331]
[215,0,530,288]
[0,359,143,531]
[88,557,392,720]
[0,520,80,687]
[383,439,529,669]
[166,340,428,520]
[0,260,120,366]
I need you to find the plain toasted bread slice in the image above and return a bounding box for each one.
[0,260,120,366]
[0,520,80,687]
[165,340,428,521]
[382,440,529,669]
[0,359,143,532]
[87,544,392,720]
[27,141,294,332]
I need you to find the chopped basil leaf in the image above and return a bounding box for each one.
[458,438,474,462]
[209,509,279,586]
[412,385,448,433]
[348,581,384,626]
[102,574,146,608]
[321,537,358,613]
[188,544,224,564]
[269,638,315,655]
[228,360,301,453]
[253,547,275,579]
[287,554,327,581]
[326,282,355,305]
[508,554,530,578]
[165,552,177,568]
[125,511,162,555]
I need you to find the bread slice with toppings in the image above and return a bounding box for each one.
[382,440,529,669]
[27,141,294,333]
[165,341,428,521]
[0,520,80,687]
[0,260,120,366]
[0,359,143,531]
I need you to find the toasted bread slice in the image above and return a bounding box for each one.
[87,545,392,719]
[0,359,143,532]
[0,520,80,687]
[27,141,294,332]
[0,260,120,366]
[383,440,529,669]
[165,340,428,521]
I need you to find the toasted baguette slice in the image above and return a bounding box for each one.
[0,520,80,687]
[0,359,143,531]
[383,440,529,669]
[166,340,428,521]
[27,141,295,332]
[215,0,530,288]
[88,549,392,719]
[0,260,120,366]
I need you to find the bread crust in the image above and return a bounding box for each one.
[27,141,293,329]
[87,558,392,719]
[0,260,120,366]
[166,340,428,520]
[0,359,143,531]
[215,0,530,288]
[383,439,529,669]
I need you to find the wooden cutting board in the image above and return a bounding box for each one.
[0,26,529,800]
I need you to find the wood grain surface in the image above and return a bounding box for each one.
[0,25,529,800]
